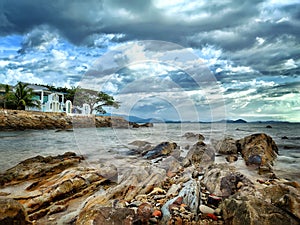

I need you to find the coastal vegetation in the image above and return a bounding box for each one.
[0,82,119,114]
[0,82,40,110]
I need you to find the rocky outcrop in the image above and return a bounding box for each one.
[221,195,299,225]
[0,133,299,225]
[236,133,278,168]
[0,152,83,187]
[0,109,146,130]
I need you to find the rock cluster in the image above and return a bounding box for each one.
[0,109,153,130]
[0,132,299,225]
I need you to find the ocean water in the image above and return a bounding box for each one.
[0,123,299,182]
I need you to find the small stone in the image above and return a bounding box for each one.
[137,202,153,222]
[214,208,222,216]
[225,154,238,163]
[207,213,218,221]
[152,209,162,218]
[199,205,215,214]
[149,187,166,195]
[237,181,244,189]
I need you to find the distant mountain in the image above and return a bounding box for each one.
[102,113,165,123]
[213,119,248,123]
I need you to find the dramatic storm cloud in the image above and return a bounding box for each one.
[0,0,299,121]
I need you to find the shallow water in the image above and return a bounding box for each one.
[0,123,299,182]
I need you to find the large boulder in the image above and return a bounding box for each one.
[183,132,205,141]
[201,163,254,197]
[215,137,238,155]
[236,133,278,167]
[183,141,215,167]
[259,181,300,220]
[0,197,29,225]
[221,195,300,225]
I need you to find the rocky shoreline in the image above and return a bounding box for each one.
[0,109,152,130]
[0,133,299,224]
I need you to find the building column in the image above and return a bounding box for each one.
[41,91,44,112]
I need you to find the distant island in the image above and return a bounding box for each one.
[106,114,293,124]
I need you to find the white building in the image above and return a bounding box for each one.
[26,85,65,113]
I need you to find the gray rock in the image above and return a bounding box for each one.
[221,195,299,225]
[215,137,238,155]
[202,163,253,197]
[183,141,215,167]
[76,206,136,225]
[143,142,177,159]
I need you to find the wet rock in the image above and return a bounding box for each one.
[0,152,83,186]
[128,140,153,155]
[143,142,177,159]
[236,133,278,167]
[76,206,136,225]
[183,132,205,141]
[183,141,215,167]
[221,195,299,225]
[215,137,238,155]
[281,136,288,139]
[0,197,29,225]
[266,125,272,128]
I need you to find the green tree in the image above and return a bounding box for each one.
[12,82,40,110]
[73,87,119,114]
[94,91,120,114]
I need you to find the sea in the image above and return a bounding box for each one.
[0,122,299,182]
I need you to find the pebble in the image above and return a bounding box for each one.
[237,181,244,189]
[199,205,215,214]
[137,202,153,221]
[152,209,162,218]
[149,187,166,195]
[207,213,218,221]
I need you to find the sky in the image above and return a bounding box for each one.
[0,0,299,122]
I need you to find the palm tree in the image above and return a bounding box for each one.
[13,82,40,110]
